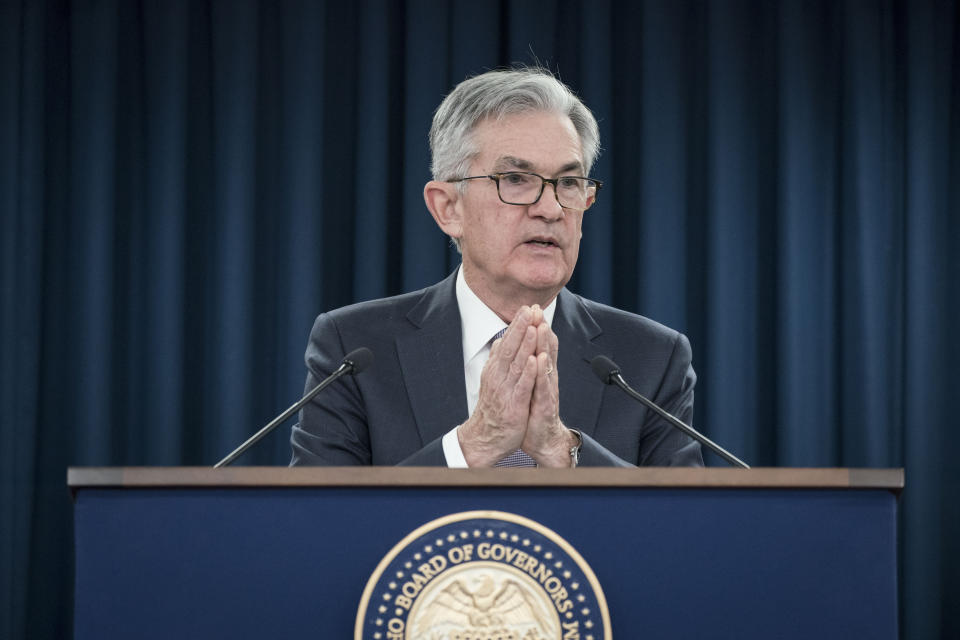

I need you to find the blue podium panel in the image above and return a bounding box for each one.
[71,469,899,640]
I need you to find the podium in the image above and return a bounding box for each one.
[69,467,901,639]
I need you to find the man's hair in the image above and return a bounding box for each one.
[429,67,601,181]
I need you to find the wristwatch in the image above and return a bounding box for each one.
[569,429,583,467]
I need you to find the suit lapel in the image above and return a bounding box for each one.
[554,289,605,439]
[396,272,469,447]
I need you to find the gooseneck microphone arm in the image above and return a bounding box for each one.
[590,355,750,469]
[214,347,374,468]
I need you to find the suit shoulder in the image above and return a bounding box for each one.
[313,274,457,341]
[323,288,425,325]
[572,294,687,351]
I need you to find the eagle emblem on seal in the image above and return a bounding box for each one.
[411,572,558,639]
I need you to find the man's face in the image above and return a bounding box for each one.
[456,111,591,307]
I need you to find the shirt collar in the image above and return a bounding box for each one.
[455,266,557,363]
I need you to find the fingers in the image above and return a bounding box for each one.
[535,322,558,373]
[488,307,556,398]
[497,313,556,410]
[489,324,537,391]
[514,352,539,404]
[488,304,550,387]
[490,304,544,356]
[489,307,534,374]
[531,351,559,420]
[522,323,570,467]
[529,304,544,327]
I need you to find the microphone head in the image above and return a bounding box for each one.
[590,355,620,385]
[342,347,374,374]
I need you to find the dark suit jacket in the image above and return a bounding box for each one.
[290,270,703,467]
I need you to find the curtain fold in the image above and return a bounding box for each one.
[1,1,957,638]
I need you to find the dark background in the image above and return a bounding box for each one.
[1,0,957,638]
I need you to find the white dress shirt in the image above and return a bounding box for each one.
[441,267,556,467]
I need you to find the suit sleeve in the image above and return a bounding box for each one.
[289,312,374,465]
[396,438,447,466]
[636,332,704,467]
[289,312,453,466]
[577,431,635,467]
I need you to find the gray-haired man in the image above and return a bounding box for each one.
[291,68,702,468]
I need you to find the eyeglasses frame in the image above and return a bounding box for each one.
[447,171,603,211]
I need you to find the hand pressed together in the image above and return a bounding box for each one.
[458,304,578,467]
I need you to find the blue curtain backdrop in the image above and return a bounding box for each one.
[1,0,957,637]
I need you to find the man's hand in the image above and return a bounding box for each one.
[522,321,579,467]
[459,304,578,468]
[458,306,540,466]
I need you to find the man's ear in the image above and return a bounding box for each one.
[423,181,463,241]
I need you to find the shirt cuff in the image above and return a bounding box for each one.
[442,425,469,468]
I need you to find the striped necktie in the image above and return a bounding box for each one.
[487,327,538,468]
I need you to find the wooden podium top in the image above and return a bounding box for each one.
[68,466,903,495]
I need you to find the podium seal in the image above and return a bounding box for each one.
[356,510,611,640]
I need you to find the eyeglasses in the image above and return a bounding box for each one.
[448,172,603,211]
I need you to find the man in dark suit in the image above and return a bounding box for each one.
[290,68,702,468]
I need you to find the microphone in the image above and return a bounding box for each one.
[214,347,374,467]
[589,355,750,468]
